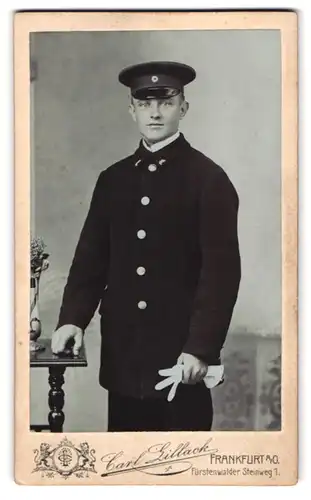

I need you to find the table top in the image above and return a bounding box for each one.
[30,338,87,368]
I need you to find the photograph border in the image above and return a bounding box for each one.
[14,11,298,485]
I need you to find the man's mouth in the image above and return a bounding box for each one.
[148,124,164,128]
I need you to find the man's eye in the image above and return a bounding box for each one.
[138,101,149,107]
[164,101,173,106]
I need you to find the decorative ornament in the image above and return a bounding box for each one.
[32,437,97,479]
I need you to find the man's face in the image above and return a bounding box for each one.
[129,94,189,145]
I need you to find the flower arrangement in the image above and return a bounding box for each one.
[31,236,49,277]
[30,236,49,352]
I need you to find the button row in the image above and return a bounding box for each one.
[136,165,156,312]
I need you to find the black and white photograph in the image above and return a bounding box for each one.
[29,27,282,433]
[14,11,298,486]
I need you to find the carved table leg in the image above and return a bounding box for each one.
[48,367,66,432]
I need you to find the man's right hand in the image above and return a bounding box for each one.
[51,324,83,356]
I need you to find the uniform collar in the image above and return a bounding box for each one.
[133,132,190,168]
[142,131,180,153]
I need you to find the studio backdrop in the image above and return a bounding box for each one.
[30,29,281,432]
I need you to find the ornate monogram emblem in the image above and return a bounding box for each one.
[32,437,96,479]
[151,75,159,82]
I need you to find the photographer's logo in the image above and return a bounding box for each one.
[32,437,96,479]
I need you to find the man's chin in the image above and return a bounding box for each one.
[142,130,170,145]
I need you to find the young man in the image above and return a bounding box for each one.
[52,61,241,431]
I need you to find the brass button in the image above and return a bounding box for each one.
[138,301,147,309]
[137,230,146,239]
[141,196,150,206]
[136,266,146,276]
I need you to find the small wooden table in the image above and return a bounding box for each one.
[30,338,87,432]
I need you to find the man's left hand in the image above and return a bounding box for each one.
[177,352,208,385]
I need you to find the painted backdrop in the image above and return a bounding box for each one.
[30,30,281,431]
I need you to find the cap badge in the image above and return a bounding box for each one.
[151,75,159,83]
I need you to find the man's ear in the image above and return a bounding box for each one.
[128,96,137,122]
[180,100,189,120]
[128,105,136,122]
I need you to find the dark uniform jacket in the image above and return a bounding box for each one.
[57,133,241,398]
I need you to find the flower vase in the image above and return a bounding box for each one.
[29,275,45,352]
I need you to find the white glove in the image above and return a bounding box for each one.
[155,365,183,402]
[155,363,224,402]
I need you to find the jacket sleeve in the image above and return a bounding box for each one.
[183,168,241,364]
[56,170,110,331]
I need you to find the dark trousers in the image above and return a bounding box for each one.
[108,382,213,432]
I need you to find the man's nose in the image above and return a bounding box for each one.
[150,101,161,118]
